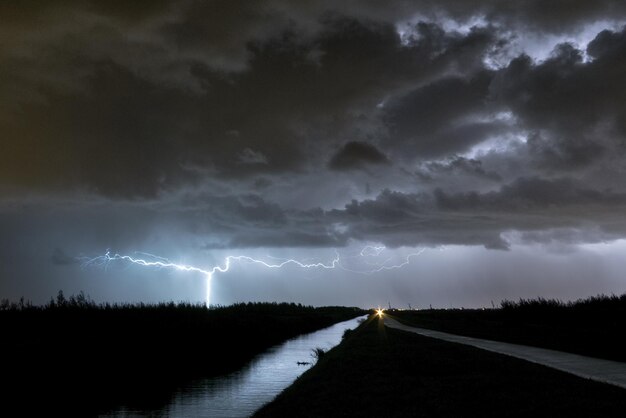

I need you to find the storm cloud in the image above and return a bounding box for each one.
[328,142,390,171]
[2,1,626,305]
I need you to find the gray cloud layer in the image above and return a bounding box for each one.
[2,0,626,256]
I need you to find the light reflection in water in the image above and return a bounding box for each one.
[102,315,365,418]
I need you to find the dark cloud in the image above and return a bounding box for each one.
[15,177,617,254]
[328,141,389,171]
[3,1,626,304]
[0,11,507,197]
[383,71,501,159]
[587,28,626,58]
[322,178,626,250]
[433,177,624,211]
[490,29,626,171]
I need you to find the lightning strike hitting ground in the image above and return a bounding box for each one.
[79,246,427,306]
[80,251,342,306]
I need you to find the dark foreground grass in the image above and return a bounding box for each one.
[255,314,626,417]
[392,293,626,362]
[0,296,363,417]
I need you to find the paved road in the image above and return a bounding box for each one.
[384,316,626,390]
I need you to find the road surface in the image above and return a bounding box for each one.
[384,316,626,390]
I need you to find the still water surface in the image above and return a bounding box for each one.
[103,315,365,417]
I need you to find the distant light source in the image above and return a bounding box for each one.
[376,309,384,317]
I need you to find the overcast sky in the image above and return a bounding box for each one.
[2,1,626,307]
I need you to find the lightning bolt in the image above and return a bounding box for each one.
[80,250,341,307]
[79,245,430,306]
[340,247,427,274]
[359,245,386,257]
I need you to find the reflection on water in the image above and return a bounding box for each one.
[102,315,365,418]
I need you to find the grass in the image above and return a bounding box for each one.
[0,293,364,417]
[391,293,626,362]
[311,347,326,362]
[255,314,626,417]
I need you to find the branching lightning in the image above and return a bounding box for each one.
[79,245,428,306]
[80,250,341,307]
[340,247,426,274]
[359,245,386,257]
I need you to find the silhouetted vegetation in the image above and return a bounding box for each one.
[0,293,363,417]
[500,293,626,314]
[392,293,626,362]
[255,314,626,417]
[311,347,326,362]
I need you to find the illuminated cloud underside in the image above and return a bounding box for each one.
[2,1,626,305]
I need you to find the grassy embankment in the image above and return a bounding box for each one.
[255,313,626,417]
[391,293,626,362]
[0,293,364,416]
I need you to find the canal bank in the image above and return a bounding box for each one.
[255,314,626,417]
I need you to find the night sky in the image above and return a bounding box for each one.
[2,1,626,307]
